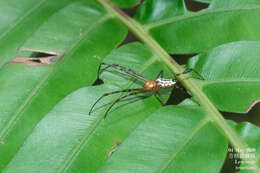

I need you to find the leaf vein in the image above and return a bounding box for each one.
[0,0,47,41]
[145,7,260,30]
[0,15,111,143]
[157,117,210,173]
[57,48,160,173]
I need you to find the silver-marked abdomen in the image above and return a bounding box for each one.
[156,78,177,88]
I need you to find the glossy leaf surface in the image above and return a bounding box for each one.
[112,0,139,8]
[97,100,260,173]
[1,0,260,172]
[3,85,160,173]
[135,0,186,24]
[187,41,260,113]
[0,0,80,67]
[4,43,171,172]
[98,104,228,173]
[136,0,260,53]
[209,0,260,9]
[0,1,127,170]
[228,120,260,171]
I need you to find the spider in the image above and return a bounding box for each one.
[89,62,203,118]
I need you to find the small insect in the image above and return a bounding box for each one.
[89,62,203,117]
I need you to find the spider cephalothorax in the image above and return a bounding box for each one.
[142,80,159,91]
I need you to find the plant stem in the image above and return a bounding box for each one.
[98,0,253,167]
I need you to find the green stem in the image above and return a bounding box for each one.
[98,0,253,168]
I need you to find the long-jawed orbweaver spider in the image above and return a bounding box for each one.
[89,62,203,118]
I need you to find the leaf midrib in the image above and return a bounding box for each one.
[0,15,111,141]
[97,1,260,172]
[145,6,260,29]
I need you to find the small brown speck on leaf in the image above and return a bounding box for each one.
[107,138,121,158]
[1,141,5,145]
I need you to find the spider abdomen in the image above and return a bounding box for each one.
[156,78,177,88]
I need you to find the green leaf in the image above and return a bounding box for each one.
[111,0,139,8]
[229,121,260,156]
[228,121,260,171]
[136,0,260,53]
[0,0,81,67]
[135,0,187,24]
[19,1,107,54]
[3,42,171,172]
[193,0,212,3]
[187,41,260,113]
[2,0,260,172]
[0,1,127,170]
[209,0,260,9]
[97,104,228,173]
[97,100,260,173]
[3,85,161,173]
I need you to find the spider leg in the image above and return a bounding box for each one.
[154,91,164,105]
[175,68,204,80]
[190,69,205,80]
[89,88,144,115]
[104,90,148,118]
[99,62,149,81]
[97,63,113,79]
[156,70,164,78]
[155,83,177,105]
